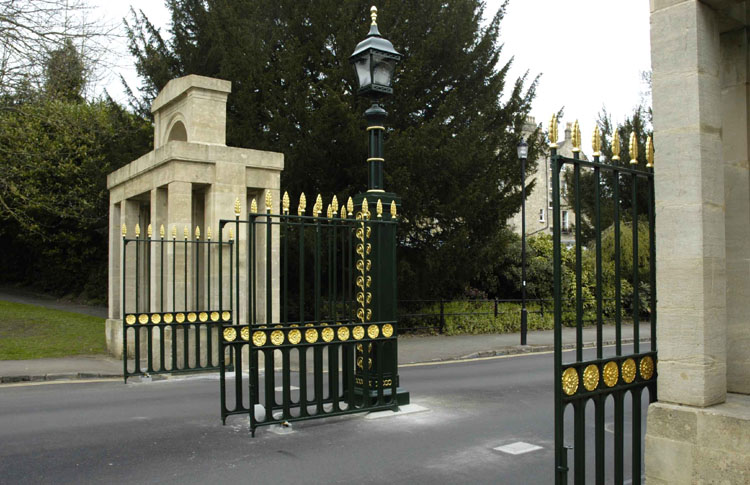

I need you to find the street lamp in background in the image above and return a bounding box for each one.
[517,138,529,346]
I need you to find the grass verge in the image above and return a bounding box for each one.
[0,300,106,360]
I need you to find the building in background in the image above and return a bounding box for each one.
[508,117,579,247]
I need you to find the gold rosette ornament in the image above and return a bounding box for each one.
[305,328,319,343]
[622,358,637,383]
[252,330,267,346]
[382,324,394,338]
[126,314,136,325]
[353,326,365,340]
[322,327,334,343]
[562,367,579,396]
[583,364,599,391]
[288,329,302,345]
[640,356,655,380]
[338,326,350,341]
[270,330,284,346]
[241,327,250,341]
[367,325,379,339]
[602,361,619,387]
[223,328,237,342]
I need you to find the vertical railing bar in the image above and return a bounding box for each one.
[282,348,291,420]
[207,238,212,368]
[574,155,583,362]
[296,346,307,417]
[573,399,585,485]
[632,175,640,354]
[194,239,201,369]
[159,236,165,371]
[314,343,324,415]
[134,237,141,374]
[552,150,565,485]
[266,210,272,326]
[614,390,624,484]
[632,388,642,485]
[331,342,340,412]
[648,171,656,353]
[594,161,603,360]
[250,215,256,325]
[614,169,622,356]
[171,236,177,370]
[264,348,274,422]
[595,395,605,484]
[283,214,288,325]
[122,238,128,381]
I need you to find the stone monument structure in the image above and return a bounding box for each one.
[106,74,283,359]
[646,1,750,482]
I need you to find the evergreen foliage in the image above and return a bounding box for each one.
[125,0,541,299]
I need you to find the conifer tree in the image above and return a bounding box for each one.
[126,0,539,298]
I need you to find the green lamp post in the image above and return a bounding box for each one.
[350,5,408,405]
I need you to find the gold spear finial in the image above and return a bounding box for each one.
[234,197,241,217]
[147,223,153,238]
[371,5,377,25]
[629,131,638,165]
[340,205,347,219]
[390,200,397,218]
[298,192,307,216]
[206,227,212,240]
[195,226,201,240]
[315,194,323,216]
[327,204,333,219]
[347,197,354,216]
[612,130,621,161]
[362,197,369,216]
[332,195,339,215]
[265,191,273,212]
[171,225,177,239]
[250,198,258,213]
[592,125,601,157]
[646,135,654,168]
[282,191,290,214]
[549,114,559,148]
[228,227,234,240]
[183,226,188,239]
[121,223,127,237]
[135,223,141,237]
[159,224,165,239]
[572,120,581,152]
[376,199,383,218]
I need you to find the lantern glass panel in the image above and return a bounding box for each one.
[372,51,396,87]
[517,141,528,159]
[353,55,371,90]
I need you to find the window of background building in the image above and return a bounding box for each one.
[539,209,545,222]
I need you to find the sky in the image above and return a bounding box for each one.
[91,0,652,151]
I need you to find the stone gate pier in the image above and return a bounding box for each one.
[106,75,283,360]
[646,1,750,482]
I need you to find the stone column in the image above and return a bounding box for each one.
[722,26,750,395]
[650,0,726,408]
[108,200,121,320]
[167,181,192,312]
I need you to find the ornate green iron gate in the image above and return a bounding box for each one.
[218,193,404,436]
[551,118,657,484]
[120,223,233,381]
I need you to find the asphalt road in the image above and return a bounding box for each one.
[0,345,649,485]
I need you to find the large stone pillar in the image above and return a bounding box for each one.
[167,181,192,312]
[722,26,750,394]
[646,2,750,482]
[650,0,726,408]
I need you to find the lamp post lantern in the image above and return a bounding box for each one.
[518,138,529,346]
[350,5,401,192]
